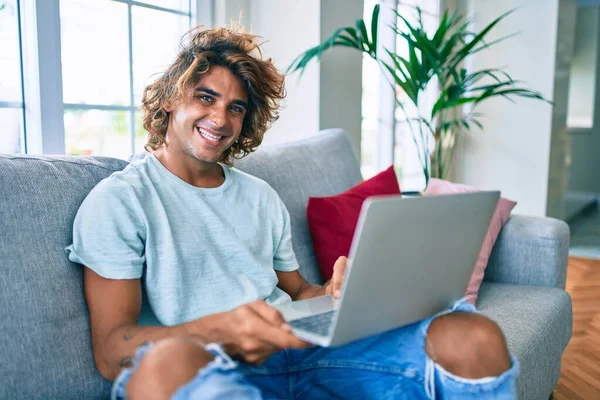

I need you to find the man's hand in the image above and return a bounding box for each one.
[323,256,348,299]
[208,300,310,365]
[276,256,349,301]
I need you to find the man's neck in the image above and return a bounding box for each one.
[153,147,225,189]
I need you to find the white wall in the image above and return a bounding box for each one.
[247,0,321,146]
[451,0,561,217]
[213,0,363,157]
[319,0,364,157]
[211,0,320,146]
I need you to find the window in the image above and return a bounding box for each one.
[361,0,385,179]
[360,54,380,180]
[0,0,25,154]
[361,0,440,190]
[11,0,196,157]
[394,0,439,190]
[60,0,192,159]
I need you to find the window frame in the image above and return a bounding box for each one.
[0,0,27,153]
[18,0,205,156]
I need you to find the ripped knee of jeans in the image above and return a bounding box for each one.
[424,355,520,399]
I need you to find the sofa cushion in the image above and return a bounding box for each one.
[424,179,517,304]
[235,129,363,284]
[0,154,128,400]
[306,165,400,280]
[477,282,572,400]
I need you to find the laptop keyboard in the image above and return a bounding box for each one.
[289,310,337,337]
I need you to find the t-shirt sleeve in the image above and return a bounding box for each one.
[65,177,146,280]
[272,196,299,272]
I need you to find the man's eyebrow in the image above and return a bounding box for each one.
[232,99,249,110]
[194,87,249,110]
[195,87,220,97]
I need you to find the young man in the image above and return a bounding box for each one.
[66,26,518,400]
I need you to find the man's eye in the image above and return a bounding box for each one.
[231,105,246,114]
[198,95,212,102]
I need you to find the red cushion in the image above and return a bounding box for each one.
[306,166,401,281]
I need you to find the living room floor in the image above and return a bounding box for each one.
[553,256,600,399]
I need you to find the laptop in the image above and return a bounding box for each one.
[275,191,500,347]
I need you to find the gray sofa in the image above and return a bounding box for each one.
[0,129,571,399]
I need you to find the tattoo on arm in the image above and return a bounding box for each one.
[122,325,139,342]
[119,355,134,369]
[293,282,307,300]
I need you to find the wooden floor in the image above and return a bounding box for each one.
[553,257,600,399]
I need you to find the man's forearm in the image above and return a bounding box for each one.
[100,323,179,379]
[100,313,226,380]
[295,282,327,300]
[278,261,345,301]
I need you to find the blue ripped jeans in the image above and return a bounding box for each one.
[112,299,519,399]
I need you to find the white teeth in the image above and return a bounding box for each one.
[197,127,222,141]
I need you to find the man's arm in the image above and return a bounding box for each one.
[84,267,175,380]
[276,256,348,301]
[84,268,308,381]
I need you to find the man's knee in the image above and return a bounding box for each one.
[425,311,511,379]
[126,337,214,400]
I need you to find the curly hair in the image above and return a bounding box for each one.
[141,25,286,166]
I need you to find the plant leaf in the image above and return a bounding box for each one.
[341,27,359,42]
[382,61,418,104]
[468,31,521,57]
[463,68,513,86]
[407,41,421,87]
[286,26,366,74]
[449,9,516,68]
[385,49,412,83]
[432,9,450,44]
[355,18,372,54]
[472,118,484,129]
[334,34,360,48]
[371,4,380,54]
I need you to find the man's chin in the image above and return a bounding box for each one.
[190,150,222,165]
[190,141,230,163]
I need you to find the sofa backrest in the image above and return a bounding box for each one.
[0,128,362,399]
[0,154,128,399]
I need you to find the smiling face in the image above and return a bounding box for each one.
[165,65,249,167]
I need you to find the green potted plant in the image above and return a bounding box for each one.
[287,5,550,186]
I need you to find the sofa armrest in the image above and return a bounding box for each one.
[484,214,570,289]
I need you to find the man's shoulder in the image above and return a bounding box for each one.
[88,157,152,202]
[229,167,278,196]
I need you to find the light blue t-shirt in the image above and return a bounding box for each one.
[65,153,299,326]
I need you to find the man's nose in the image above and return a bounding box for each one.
[209,105,228,128]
